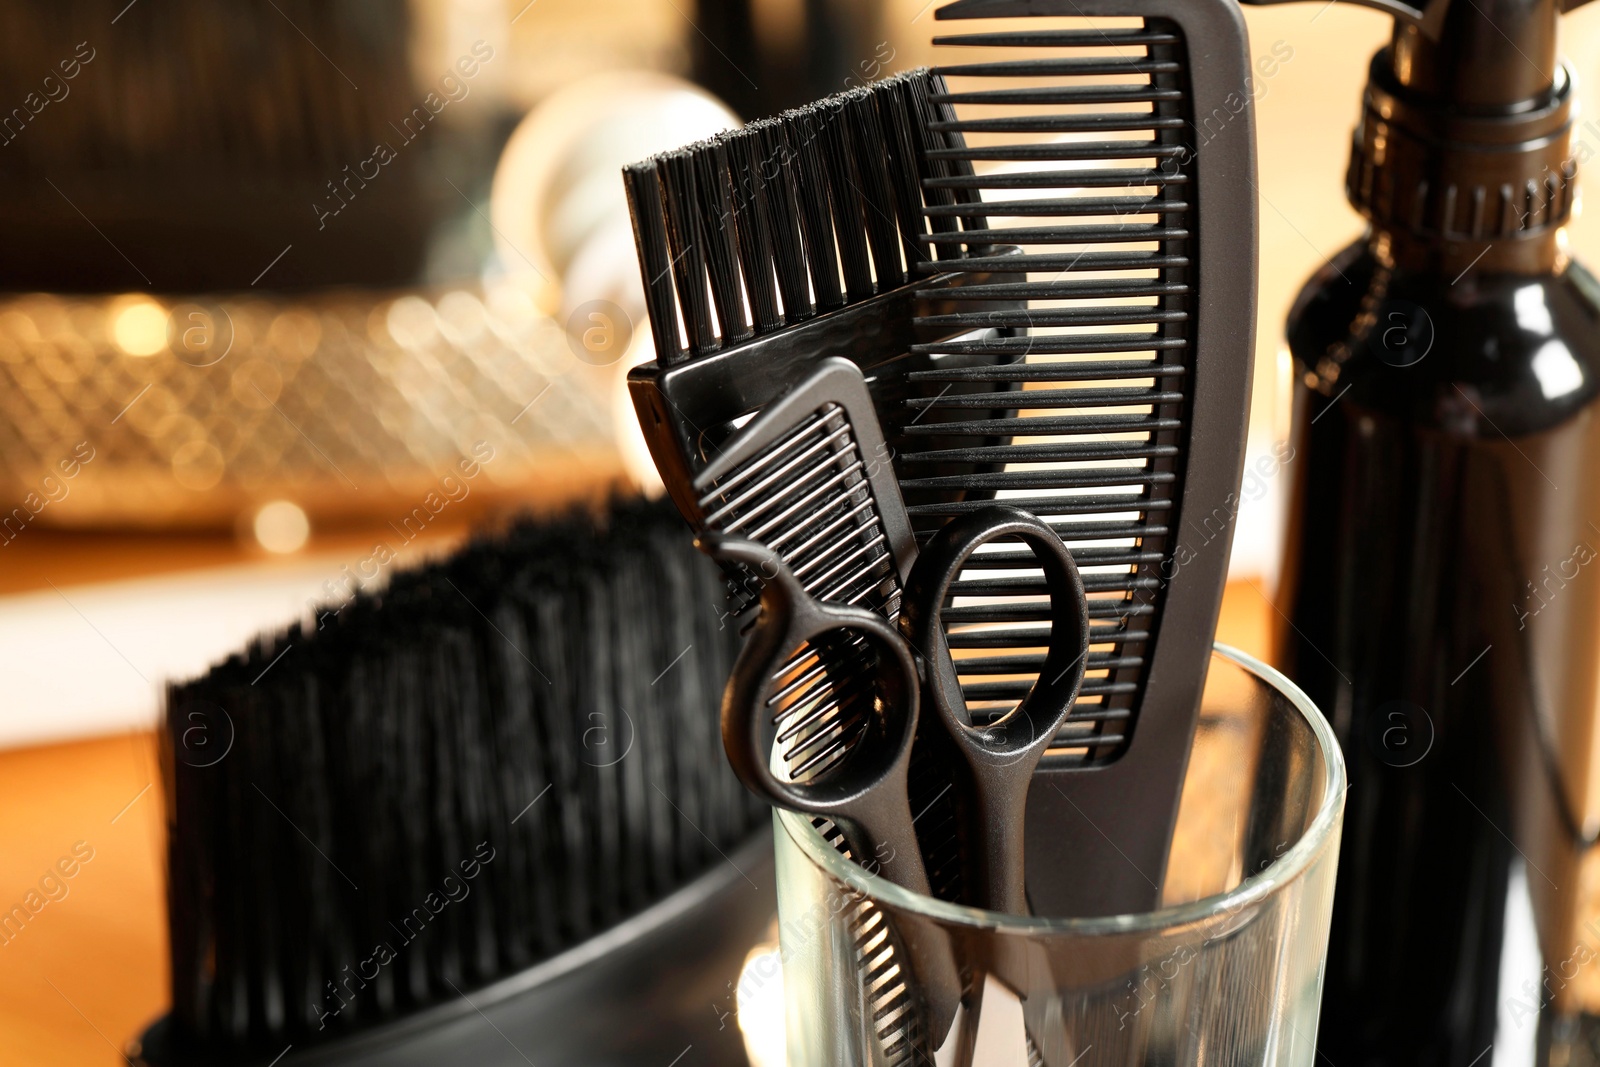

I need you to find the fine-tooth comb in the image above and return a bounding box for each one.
[692,359,915,788]
[692,358,964,1060]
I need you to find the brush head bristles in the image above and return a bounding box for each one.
[161,499,762,1050]
[625,68,986,365]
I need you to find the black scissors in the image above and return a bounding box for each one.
[700,503,1090,914]
[900,505,1090,915]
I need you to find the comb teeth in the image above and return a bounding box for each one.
[699,405,897,613]
[812,820,928,1066]
[903,13,1198,766]
[697,401,899,780]
[625,69,986,365]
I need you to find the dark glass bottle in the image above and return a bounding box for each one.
[1237,0,1600,1057]
[1281,224,1600,1065]
[1274,10,1600,1056]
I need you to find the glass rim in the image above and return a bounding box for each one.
[777,642,1348,936]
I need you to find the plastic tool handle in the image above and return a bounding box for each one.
[698,533,932,895]
[900,506,1090,916]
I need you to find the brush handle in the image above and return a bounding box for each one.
[900,506,1090,915]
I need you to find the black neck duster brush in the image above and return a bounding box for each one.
[137,499,770,1067]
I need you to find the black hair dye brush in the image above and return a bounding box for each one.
[627,0,1258,920]
[625,67,1022,542]
[131,499,771,1067]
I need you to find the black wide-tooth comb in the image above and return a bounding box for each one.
[902,0,1258,917]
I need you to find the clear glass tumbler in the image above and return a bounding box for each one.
[771,645,1346,1067]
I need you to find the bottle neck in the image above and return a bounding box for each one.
[1367,224,1566,277]
[1389,2,1561,109]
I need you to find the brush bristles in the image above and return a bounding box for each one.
[162,500,761,1049]
[625,69,984,365]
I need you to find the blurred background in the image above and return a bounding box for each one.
[1,0,1597,1063]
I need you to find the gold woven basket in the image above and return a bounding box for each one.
[0,283,622,532]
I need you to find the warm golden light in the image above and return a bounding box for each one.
[252,500,311,554]
[112,299,169,357]
[736,942,786,1067]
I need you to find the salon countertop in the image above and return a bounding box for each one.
[0,573,1271,1067]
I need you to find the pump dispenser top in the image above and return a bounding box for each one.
[1245,0,1594,264]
